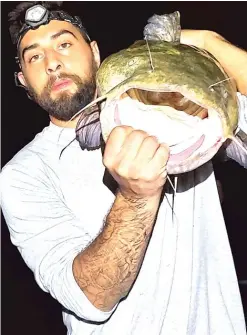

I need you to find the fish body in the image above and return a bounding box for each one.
[97,40,238,174]
[75,12,239,174]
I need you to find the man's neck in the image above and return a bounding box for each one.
[50,115,80,128]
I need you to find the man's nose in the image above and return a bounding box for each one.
[45,51,63,74]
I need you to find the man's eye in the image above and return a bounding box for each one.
[29,54,40,63]
[59,42,72,49]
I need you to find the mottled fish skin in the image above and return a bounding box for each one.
[97,40,238,137]
[75,12,238,174]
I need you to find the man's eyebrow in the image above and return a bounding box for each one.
[22,43,39,60]
[22,29,78,60]
[50,29,78,41]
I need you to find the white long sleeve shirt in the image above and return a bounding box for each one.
[0,95,246,334]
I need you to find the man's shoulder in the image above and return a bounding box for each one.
[1,127,51,184]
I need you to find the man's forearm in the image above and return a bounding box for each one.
[73,190,161,312]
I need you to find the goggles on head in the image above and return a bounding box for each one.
[15,4,91,63]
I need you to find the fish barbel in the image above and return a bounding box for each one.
[74,11,239,174]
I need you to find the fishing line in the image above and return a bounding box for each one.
[144,37,155,71]
[208,68,245,90]
[174,176,178,195]
[167,175,176,192]
[166,175,179,223]
[208,77,234,90]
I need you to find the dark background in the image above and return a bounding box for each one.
[1,2,247,334]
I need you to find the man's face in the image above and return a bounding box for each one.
[18,20,100,121]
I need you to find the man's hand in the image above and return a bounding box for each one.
[103,126,169,199]
[181,29,247,95]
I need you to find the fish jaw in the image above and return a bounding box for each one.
[100,96,225,174]
[166,136,223,174]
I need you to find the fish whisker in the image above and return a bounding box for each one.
[59,137,77,159]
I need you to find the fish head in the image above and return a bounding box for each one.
[97,40,238,174]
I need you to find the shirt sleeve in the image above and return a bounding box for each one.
[224,93,247,168]
[0,154,116,322]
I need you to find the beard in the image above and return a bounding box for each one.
[27,60,98,121]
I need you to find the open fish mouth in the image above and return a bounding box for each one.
[100,88,224,174]
[72,13,238,175]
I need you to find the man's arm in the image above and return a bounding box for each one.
[73,126,169,312]
[73,191,161,312]
[0,127,168,321]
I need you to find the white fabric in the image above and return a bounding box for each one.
[0,120,246,335]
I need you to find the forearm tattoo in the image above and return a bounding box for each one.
[73,192,160,311]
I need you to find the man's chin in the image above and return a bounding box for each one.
[50,88,77,100]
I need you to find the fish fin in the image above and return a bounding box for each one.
[224,134,247,168]
[58,106,102,158]
[229,135,247,155]
[75,106,102,150]
[57,95,106,141]
[70,95,107,122]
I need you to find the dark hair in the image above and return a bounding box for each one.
[8,1,90,48]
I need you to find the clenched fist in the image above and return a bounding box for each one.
[103,126,169,199]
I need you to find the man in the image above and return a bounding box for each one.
[1,2,247,334]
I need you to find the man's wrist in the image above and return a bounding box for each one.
[117,188,162,208]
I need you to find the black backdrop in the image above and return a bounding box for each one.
[2,2,247,334]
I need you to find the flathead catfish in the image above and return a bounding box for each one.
[73,11,245,174]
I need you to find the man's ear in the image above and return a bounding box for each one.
[17,72,27,87]
[90,41,101,68]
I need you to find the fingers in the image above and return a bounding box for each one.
[103,126,134,166]
[132,140,169,180]
[180,29,207,49]
[147,143,170,174]
[104,126,163,170]
[103,126,170,197]
[134,135,161,162]
[117,129,153,164]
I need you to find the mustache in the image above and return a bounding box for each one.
[45,72,82,92]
